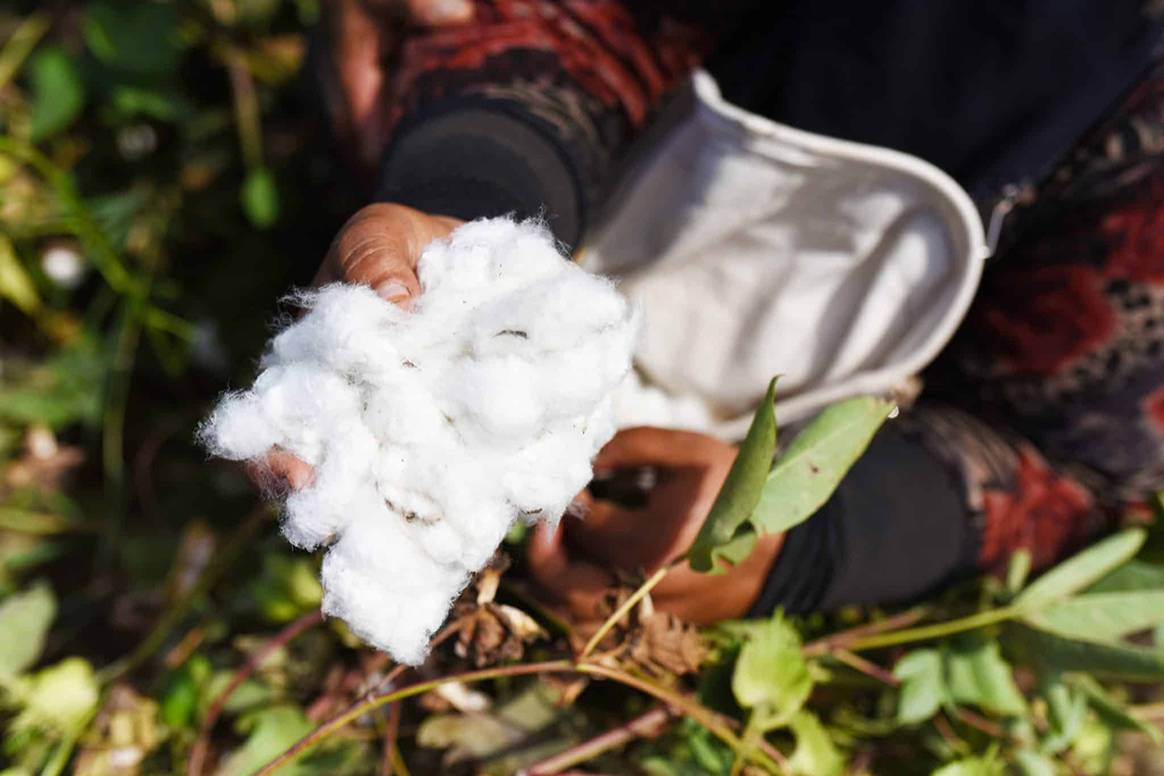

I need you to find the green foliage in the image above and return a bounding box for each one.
[731,613,812,728]
[688,378,777,572]
[28,47,84,140]
[0,581,54,678]
[3,4,1164,775]
[750,396,892,535]
[689,385,892,573]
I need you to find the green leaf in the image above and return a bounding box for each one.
[1023,590,1164,644]
[893,649,946,725]
[83,1,182,76]
[1040,678,1087,755]
[1004,623,1164,682]
[1006,549,1032,596]
[1014,528,1145,610]
[731,614,812,727]
[944,639,1027,717]
[751,396,892,536]
[28,47,84,140]
[688,379,777,573]
[1012,750,1056,776]
[11,657,99,734]
[0,234,41,316]
[0,581,56,678]
[788,711,843,776]
[242,167,280,228]
[1072,674,1163,744]
[1088,559,1164,593]
[931,756,1003,776]
[219,705,314,776]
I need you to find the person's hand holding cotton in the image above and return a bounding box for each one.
[201,209,638,664]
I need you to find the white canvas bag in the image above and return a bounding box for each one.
[582,72,990,437]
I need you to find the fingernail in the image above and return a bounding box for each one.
[375,281,412,304]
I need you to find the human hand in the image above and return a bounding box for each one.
[527,427,784,625]
[257,203,461,489]
[324,0,474,170]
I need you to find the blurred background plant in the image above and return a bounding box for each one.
[3,3,1164,776]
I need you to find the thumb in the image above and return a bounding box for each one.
[316,203,459,305]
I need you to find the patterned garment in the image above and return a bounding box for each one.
[363,0,1164,589]
[923,64,1164,574]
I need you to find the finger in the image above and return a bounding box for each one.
[527,521,614,620]
[647,533,784,624]
[405,0,474,26]
[245,449,315,496]
[317,204,459,304]
[593,426,735,472]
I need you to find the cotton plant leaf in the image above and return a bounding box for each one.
[944,639,1027,718]
[1004,623,1164,682]
[1040,678,1088,755]
[931,756,1004,776]
[893,649,947,725]
[0,581,56,678]
[1012,750,1057,776]
[0,234,41,316]
[788,711,844,776]
[1014,528,1145,610]
[731,614,812,728]
[218,705,314,776]
[242,167,280,228]
[1087,558,1164,593]
[10,657,98,735]
[1072,674,1164,744]
[750,396,893,536]
[688,378,777,573]
[28,47,85,140]
[1023,590,1164,644]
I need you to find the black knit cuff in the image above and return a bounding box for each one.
[750,422,974,616]
[375,101,583,248]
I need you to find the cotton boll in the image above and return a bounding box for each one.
[199,393,275,460]
[202,217,637,665]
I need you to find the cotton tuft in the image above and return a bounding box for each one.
[200,218,637,664]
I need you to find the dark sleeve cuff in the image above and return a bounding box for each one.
[375,101,584,248]
[750,421,976,616]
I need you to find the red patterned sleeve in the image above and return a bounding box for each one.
[370,1,737,245]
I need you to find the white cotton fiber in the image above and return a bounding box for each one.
[200,218,637,664]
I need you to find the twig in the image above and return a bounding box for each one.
[580,565,669,659]
[844,606,1019,653]
[188,608,324,776]
[0,13,51,90]
[523,706,674,775]
[378,701,402,776]
[256,657,784,776]
[255,660,576,775]
[951,708,1010,740]
[830,649,899,687]
[802,607,928,657]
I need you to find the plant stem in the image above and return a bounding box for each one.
[580,565,669,659]
[254,660,575,775]
[257,656,784,776]
[830,649,899,687]
[845,606,1018,652]
[802,607,928,656]
[378,701,403,776]
[188,608,324,776]
[0,13,50,90]
[523,706,673,775]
